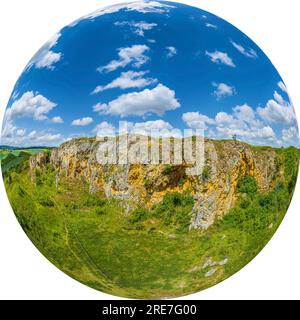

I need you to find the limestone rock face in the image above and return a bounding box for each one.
[29,151,49,181]
[29,137,280,229]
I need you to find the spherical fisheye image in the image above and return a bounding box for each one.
[1,1,299,299]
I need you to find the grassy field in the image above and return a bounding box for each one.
[1,147,299,298]
[0,148,47,161]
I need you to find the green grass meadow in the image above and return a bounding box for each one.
[1,147,299,298]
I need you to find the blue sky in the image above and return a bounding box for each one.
[1,0,299,147]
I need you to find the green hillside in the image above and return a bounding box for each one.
[1,143,299,299]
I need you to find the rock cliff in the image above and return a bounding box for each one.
[29,136,281,229]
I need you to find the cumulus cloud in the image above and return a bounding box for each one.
[92,70,157,94]
[166,46,177,58]
[93,84,180,117]
[273,91,285,105]
[213,82,236,100]
[72,117,94,126]
[114,21,157,36]
[1,120,18,139]
[16,129,26,137]
[97,45,150,73]
[183,103,278,146]
[214,105,276,143]
[4,91,57,122]
[1,125,65,147]
[182,112,215,130]
[215,125,276,143]
[93,121,116,136]
[1,91,66,147]
[278,81,288,94]
[230,41,257,58]
[50,116,64,124]
[233,104,257,124]
[126,120,173,134]
[26,33,62,70]
[282,127,299,145]
[28,130,64,143]
[206,51,235,67]
[215,112,233,125]
[257,91,296,125]
[92,120,178,138]
[71,1,175,25]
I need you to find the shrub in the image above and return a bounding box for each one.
[38,195,54,207]
[95,207,106,216]
[163,164,173,175]
[35,169,43,186]
[84,195,106,207]
[144,179,154,190]
[201,165,211,181]
[153,192,194,232]
[18,186,26,197]
[179,177,186,187]
[258,194,276,209]
[71,203,79,210]
[237,176,258,194]
[239,198,250,209]
[284,148,299,178]
[129,208,148,224]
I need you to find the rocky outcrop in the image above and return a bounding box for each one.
[29,137,280,229]
[29,151,49,181]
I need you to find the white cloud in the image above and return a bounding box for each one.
[166,46,177,58]
[273,91,285,105]
[183,103,279,146]
[26,33,62,70]
[215,125,276,143]
[97,45,150,73]
[213,82,236,100]
[28,130,64,143]
[93,84,180,117]
[233,104,257,124]
[16,129,26,137]
[1,126,65,147]
[206,23,217,29]
[71,1,175,25]
[50,116,64,124]
[1,91,62,147]
[93,121,116,136]
[231,41,257,58]
[92,120,179,138]
[182,112,215,130]
[11,90,20,101]
[206,51,235,67]
[92,70,157,94]
[4,91,57,122]
[72,117,93,126]
[282,127,299,145]
[215,112,234,125]
[214,107,276,144]
[278,81,288,94]
[114,21,157,36]
[1,120,17,139]
[257,92,296,125]
[126,119,173,133]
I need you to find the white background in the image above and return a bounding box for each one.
[0,0,299,300]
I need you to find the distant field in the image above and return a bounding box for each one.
[0,149,47,161]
